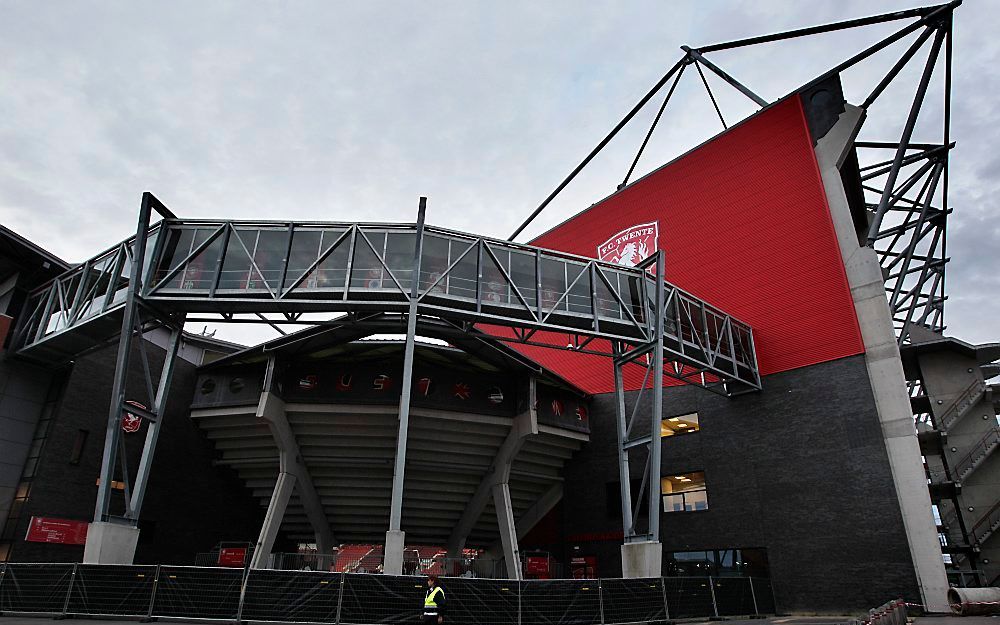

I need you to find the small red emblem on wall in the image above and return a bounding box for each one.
[597,222,658,268]
[122,400,145,433]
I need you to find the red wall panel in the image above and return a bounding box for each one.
[516,95,863,394]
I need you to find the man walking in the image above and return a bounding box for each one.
[423,574,445,624]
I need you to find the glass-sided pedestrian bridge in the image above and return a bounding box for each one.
[12,215,760,393]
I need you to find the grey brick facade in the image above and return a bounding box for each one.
[545,354,921,613]
[5,340,270,564]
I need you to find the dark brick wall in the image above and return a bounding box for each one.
[554,354,921,613]
[9,339,269,564]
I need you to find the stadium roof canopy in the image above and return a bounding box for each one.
[190,318,590,550]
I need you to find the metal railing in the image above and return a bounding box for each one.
[935,378,987,431]
[13,218,760,395]
[0,562,774,623]
[953,426,1000,481]
[842,598,908,625]
[970,498,1000,546]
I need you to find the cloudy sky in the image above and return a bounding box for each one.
[1,1,996,346]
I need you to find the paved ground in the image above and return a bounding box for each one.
[1,616,997,625]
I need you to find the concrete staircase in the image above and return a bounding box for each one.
[935,378,987,431]
[954,426,1000,482]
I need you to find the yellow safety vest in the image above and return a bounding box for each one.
[424,586,444,612]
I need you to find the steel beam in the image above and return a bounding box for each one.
[128,321,185,518]
[695,2,952,53]
[868,25,946,245]
[508,58,685,240]
[385,197,427,574]
[94,193,155,522]
[648,253,666,541]
[682,47,768,107]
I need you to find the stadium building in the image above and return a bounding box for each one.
[0,2,997,617]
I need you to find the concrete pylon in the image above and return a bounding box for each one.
[814,102,950,613]
[446,379,538,578]
[252,390,335,568]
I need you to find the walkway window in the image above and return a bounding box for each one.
[661,471,708,512]
[661,412,700,437]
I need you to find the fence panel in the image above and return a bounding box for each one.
[0,563,74,614]
[600,577,667,624]
[151,565,244,620]
[663,576,715,619]
[339,573,423,625]
[67,564,157,616]
[438,576,519,625]
[520,579,602,625]
[711,577,756,616]
[240,569,341,623]
[749,577,775,614]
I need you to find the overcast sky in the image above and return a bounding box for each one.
[1,1,996,347]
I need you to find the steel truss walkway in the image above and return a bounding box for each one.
[11,194,760,573]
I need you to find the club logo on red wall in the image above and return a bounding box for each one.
[453,382,471,400]
[597,221,658,267]
[298,375,318,391]
[122,401,145,433]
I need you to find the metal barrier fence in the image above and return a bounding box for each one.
[0,563,774,623]
[842,599,907,625]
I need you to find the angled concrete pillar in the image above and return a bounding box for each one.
[251,471,296,569]
[447,378,538,578]
[815,103,950,613]
[254,389,335,567]
[486,482,563,562]
[492,481,522,579]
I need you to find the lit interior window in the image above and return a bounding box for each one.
[660,412,700,437]
[660,471,708,512]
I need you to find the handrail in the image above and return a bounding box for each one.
[936,378,987,430]
[14,218,762,395]
[954,426,1000,479]
[970,497,1000,544]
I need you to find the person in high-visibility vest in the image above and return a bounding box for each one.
[423,574,446,624]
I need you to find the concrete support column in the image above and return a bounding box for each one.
[83,521,140,564]
[446,379,538,578]
[384,529,407,576]
[815,103,949,613]
[492,481,522,579]
[621,541,662,578]
[251,471,296,569]
[256,389,335,566]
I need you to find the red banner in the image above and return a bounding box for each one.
[25,516,89,545]
[525,556,551,578]
[218,547,247,567]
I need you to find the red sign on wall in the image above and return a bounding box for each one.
[218,547,247,567]
[25,516,89,545]
[525,556,551,578]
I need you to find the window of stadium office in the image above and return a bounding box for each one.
[664,548,769,578]
[660,471,708,512]
[661,412,700,437]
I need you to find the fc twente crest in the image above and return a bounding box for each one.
[597,222,659,268]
